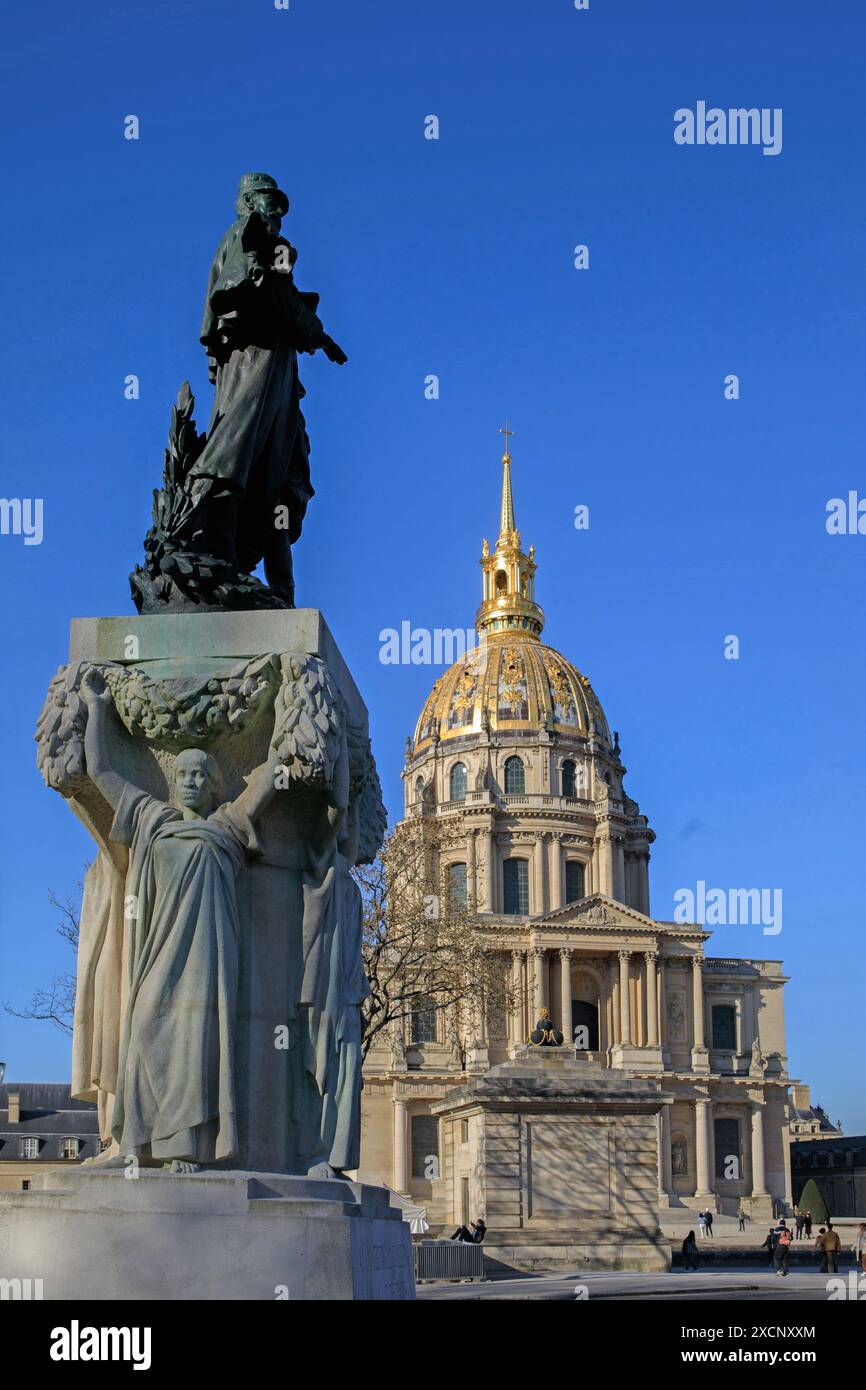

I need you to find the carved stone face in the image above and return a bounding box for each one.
[174,749,218,815]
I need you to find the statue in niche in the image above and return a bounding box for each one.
[671,1135,688,1176]
[130,172,347,615]
[667,992,685,1041]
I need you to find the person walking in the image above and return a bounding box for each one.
[682,1231,699,1271]
[773,1222,792,1277]
[852,1223,866,1275]
[697,1211,707,1239]
[704,1209,714,1237]
[737,1205,747,1233]
[824,1223,841,1274]
[761,1227,778,1268]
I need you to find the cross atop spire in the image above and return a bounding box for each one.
[499,420,516,539]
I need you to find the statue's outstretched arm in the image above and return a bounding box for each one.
[80,669,134,812]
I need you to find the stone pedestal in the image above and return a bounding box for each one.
[0,1168,414,1301]
[29,610,400,1299]
[432,1048,671,1273]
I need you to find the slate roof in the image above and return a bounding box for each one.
[0,1082,100,1163]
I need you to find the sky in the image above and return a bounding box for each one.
[0,0,864,1132]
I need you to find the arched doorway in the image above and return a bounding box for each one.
[571,969,600,1051]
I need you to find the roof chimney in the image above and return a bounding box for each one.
[7,1090,20,1124]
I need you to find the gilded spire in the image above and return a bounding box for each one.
[476,423,544,640]
[499,420,516,539]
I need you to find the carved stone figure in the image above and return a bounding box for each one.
[130,173,347,615]
[667,992,686,1040]
[36,639,385,1177]
[671,1134,688,1175]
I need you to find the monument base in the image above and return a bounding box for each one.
[0,1168,415,1301]
[432,1049,672,1274]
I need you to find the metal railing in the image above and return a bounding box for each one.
[414,1240,485,1281]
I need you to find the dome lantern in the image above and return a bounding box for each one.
[476,423,545,641]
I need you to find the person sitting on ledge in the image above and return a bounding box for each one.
[529,1007,563,1046]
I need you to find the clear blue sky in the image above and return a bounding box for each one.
[1,0,863,1132]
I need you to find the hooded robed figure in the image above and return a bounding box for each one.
[189,172,346,603]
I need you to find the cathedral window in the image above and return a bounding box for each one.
[714,1117,741,1179]
[561,760,577,797]
[411,1115,440,1179]
[712,1005,737,1051]
[410,1001,438,1045]
[503,858,529,915]
[448,863,468,908]
[565,861,585,903]
[449,762,468,802]
[503,756,525,795]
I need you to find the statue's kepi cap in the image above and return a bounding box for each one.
[236,172,289,215]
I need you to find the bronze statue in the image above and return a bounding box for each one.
[131,173,346,614]
[529,1007,563,1047]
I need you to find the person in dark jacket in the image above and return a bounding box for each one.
[761,1227,778,1267]
[682,1231,699,1271]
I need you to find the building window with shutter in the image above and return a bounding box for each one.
[503,858,529,915]
[19,1137,39,1159]
[60,1138,80,1160]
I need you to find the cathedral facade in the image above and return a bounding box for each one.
[358,442,793,1237]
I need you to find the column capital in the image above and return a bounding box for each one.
[692,952,704,970]
[644,950,659,964]
[618,948,632,962]
[531,944,545,959]
[559,945,573,960]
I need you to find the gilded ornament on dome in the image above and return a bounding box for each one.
[449,662,479,726]
[498,647,527,717]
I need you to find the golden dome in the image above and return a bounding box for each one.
[411,426,611,754]
[412,633,611,752]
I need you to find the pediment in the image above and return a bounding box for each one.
[532,893,660,932]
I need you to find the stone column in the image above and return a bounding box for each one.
[694,1097,713,1197]
[393,1096,408,1192]
[638,850,650,916]
[613,835,626,903]
[610,956,621,1045]
[549,833,563,911]
[751,1103,768,1196]
[533,833,547,915]
[658,955,667,1044]
[618,950,632,1045]
[467,830,477,908]
[692,953,705,1048]
[645,951,659,1046]
[559,947,573,1045]
[509,950,525,1044]
[532,946,546,1016]
[659,1103,673,1197]
[596,832,613,897]
[480,829,494,912]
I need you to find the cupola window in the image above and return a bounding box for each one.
[503,756,525,795]
[449,762,468,802]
